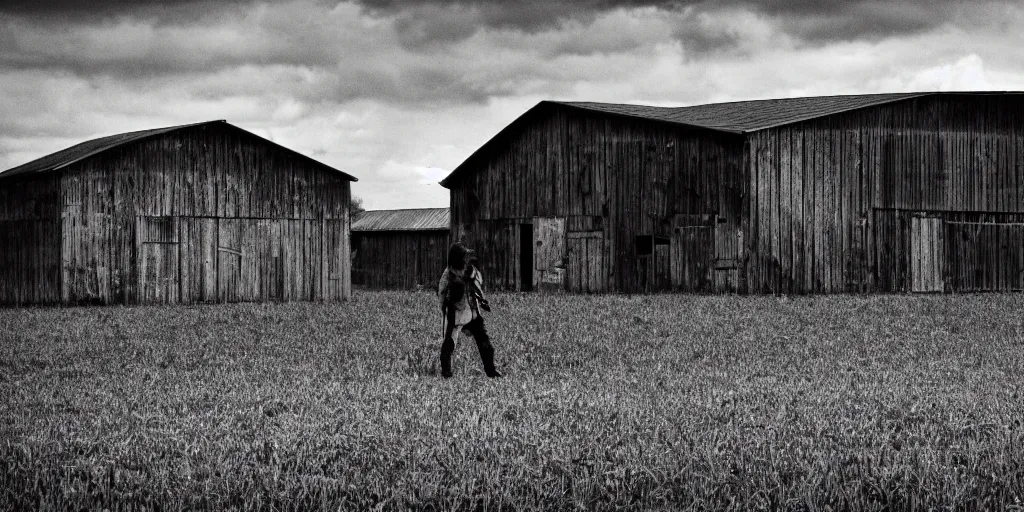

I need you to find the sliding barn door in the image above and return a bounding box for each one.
[566,230,605,292]
[136,216,180,304]
[910,216,944,293]
[670,214,714,292]
[179,217,218,303]
[945,221,1024,292]
[533,217,566,292]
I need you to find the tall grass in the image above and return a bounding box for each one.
[2,292,1024,510]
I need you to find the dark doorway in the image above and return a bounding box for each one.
[520,223,534,291]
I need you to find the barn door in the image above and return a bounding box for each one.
[257,220,284,301]
[519,223,534,291]
[566,231,605,292]
[712,219,741,293]
[670,214,714,292]
[217,218,247,302]
[945,221,1024,292]
[910,216,944,293]
[533,217,566,291]
[323,219,349,300]
[179,217,218,303]
[136,216,180,304]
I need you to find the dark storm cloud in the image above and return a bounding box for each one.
[362,0,692,32]
[358,0,1006,46]
[0,0,237,24]
[0,0,336,27]
[0,0,202,12]
[0,0,320,17]
[737,0,952,42]
[0,0,1014,110]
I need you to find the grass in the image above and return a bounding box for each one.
[2,291,1024,510]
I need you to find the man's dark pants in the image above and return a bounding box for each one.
[441,308,498,378]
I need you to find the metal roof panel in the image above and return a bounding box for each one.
[352,208,450,231]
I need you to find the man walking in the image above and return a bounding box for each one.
[438,243,502,379]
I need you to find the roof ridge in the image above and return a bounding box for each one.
[0,120,225,178]
[0,119,356,182]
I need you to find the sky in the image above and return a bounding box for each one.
[1,0,1023,210]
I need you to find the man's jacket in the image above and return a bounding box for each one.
[438,266,485,327]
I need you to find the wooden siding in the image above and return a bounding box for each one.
[874,210,1024,292]
[449,106,745,293]
[0,122,351,306]
[351,231,450,290]
[450,94,1024,295]
[0,218,62,305]
[0,175,62,305]
[747,95,1024,294]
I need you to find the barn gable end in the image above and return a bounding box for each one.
[0,121,356,306]
[446,102,744,293]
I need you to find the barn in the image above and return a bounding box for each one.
[351,208,450,290]
[0,120,356,306]
[440,92,1024,294]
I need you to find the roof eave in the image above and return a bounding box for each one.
[439,100,561,188]
[222,123,358,182]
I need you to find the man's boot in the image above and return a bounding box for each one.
[478,340,502,378]
[439,337,455,378]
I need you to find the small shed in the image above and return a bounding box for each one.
[0,120,357,306]
[351,208,450,289]
[441,92,1024,294]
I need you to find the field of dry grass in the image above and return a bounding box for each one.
[2,291,1024,510]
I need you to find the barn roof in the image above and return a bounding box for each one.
[439,91,1023,187]
[352,208,450,232]
[554,92,931,134]
[0,120,357,181]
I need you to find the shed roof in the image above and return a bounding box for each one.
[352,208,450,232]
[0,120,357,181]
[440,91,1023,187]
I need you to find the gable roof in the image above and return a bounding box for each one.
[555,92,931,134]
[0,120,357,181]
[352,208,449,232]
[439,91,1023,187]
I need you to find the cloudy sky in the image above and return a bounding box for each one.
[1,0,1022,209]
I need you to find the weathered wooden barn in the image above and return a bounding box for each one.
[0,120,356,306]
[351,208,450,289]
[441,92,1024,294]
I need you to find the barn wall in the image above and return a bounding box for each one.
[351,231,450,290]
[449,106,745,293]
[0,175,63,305]
[55,123,351,305]
[747,94,1024,294]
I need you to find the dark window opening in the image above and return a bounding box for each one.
[520,223,534,291]
[635,235,669,256]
